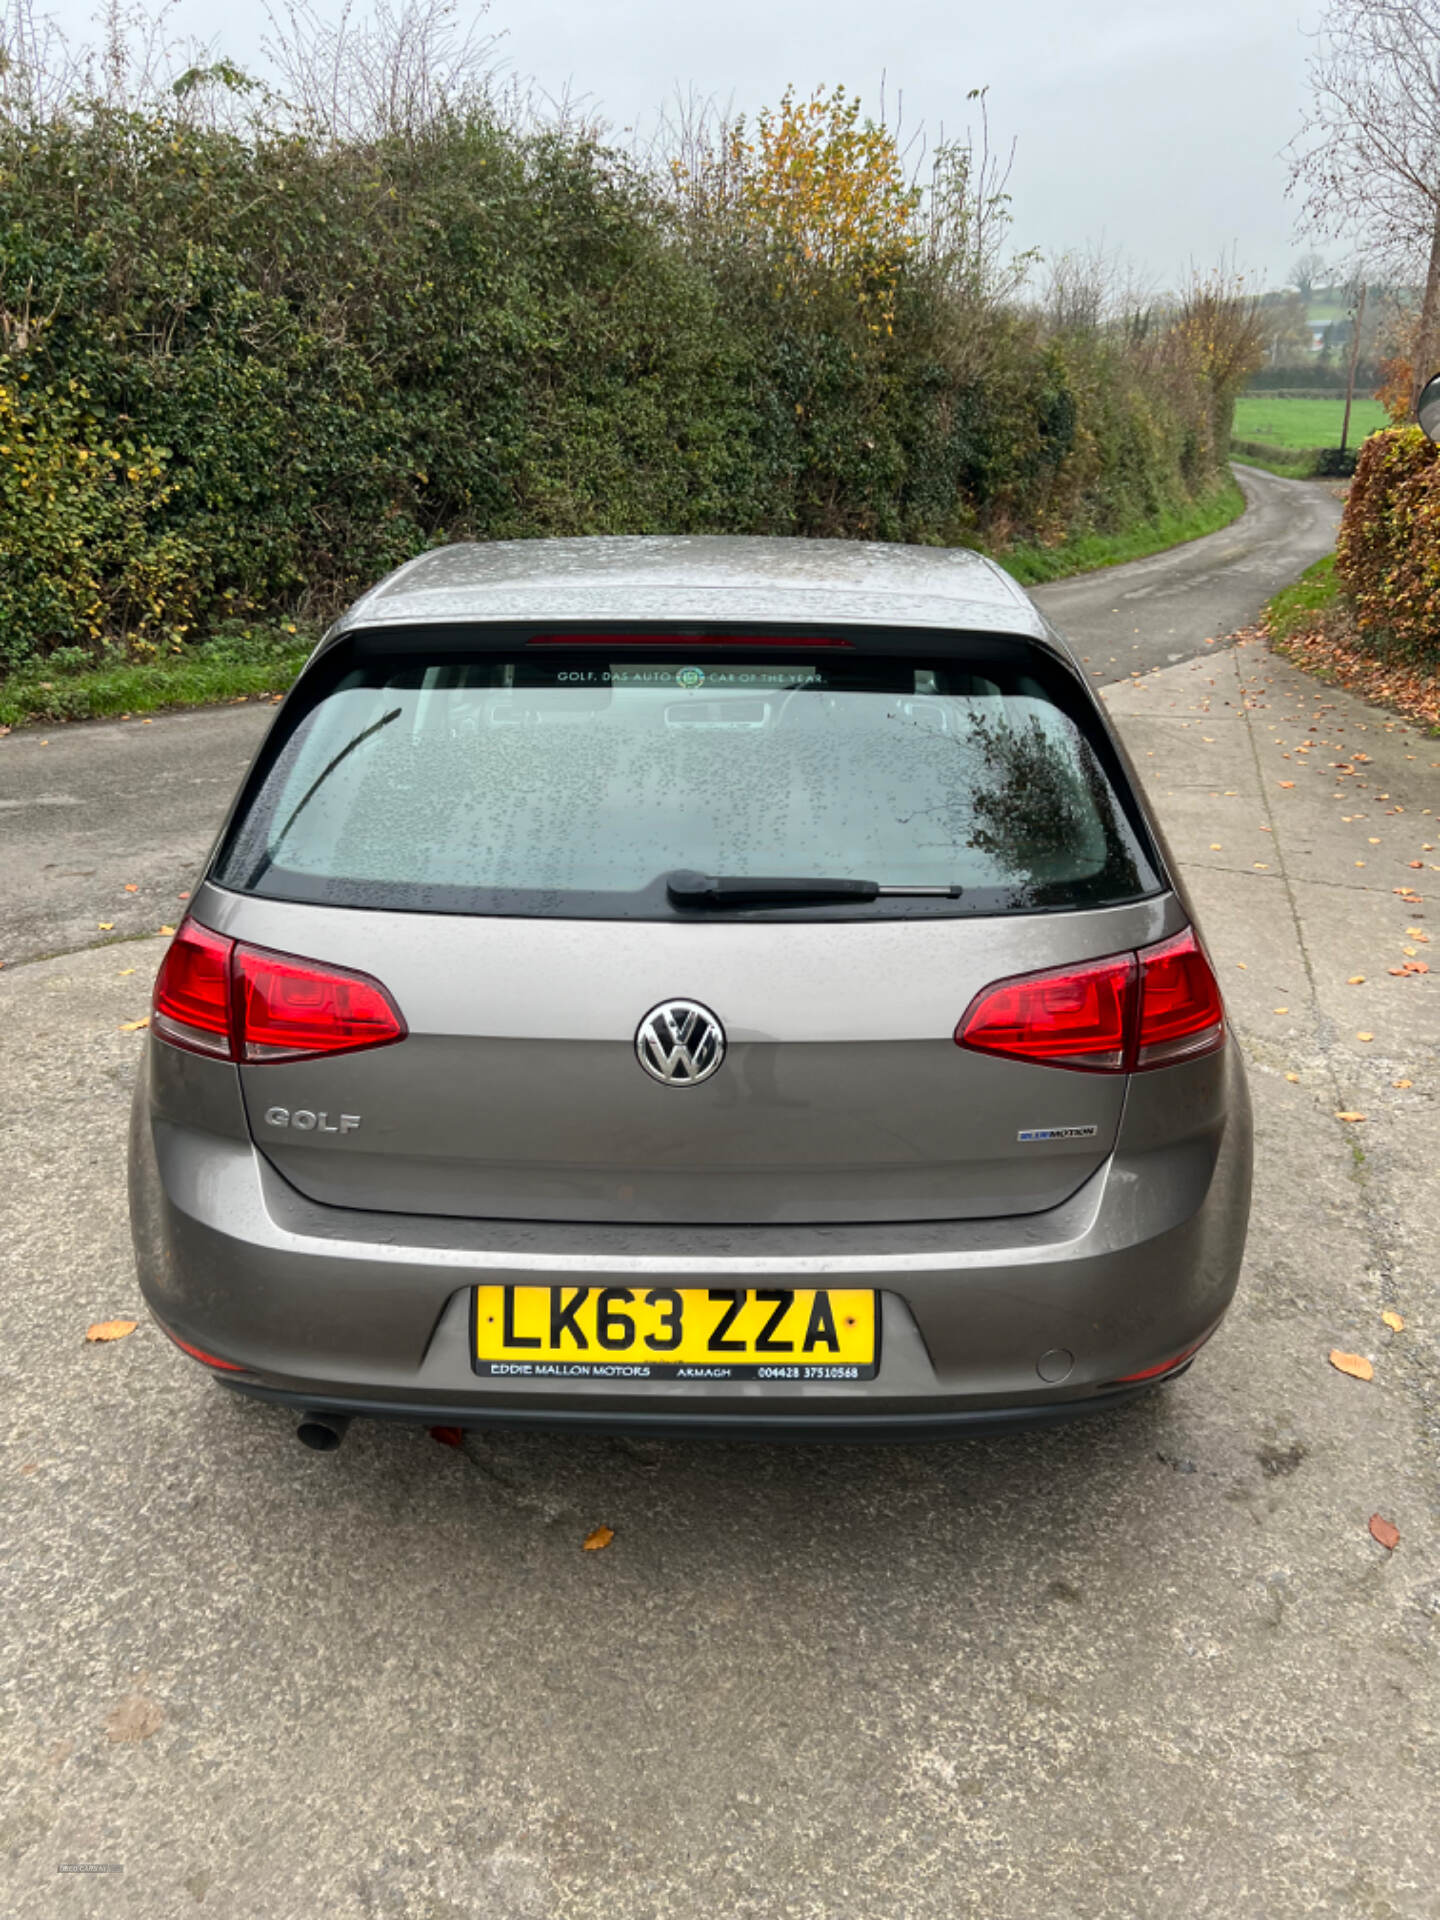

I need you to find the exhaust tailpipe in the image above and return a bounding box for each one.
[296,1411,351,1452]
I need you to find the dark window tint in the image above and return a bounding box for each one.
[213,642,1159,918]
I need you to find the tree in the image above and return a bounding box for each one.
[1287,0,1440,415]
[1290,249,1331,303]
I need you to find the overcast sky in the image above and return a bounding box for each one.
[44,0,1328,289]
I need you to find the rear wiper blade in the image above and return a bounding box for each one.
[666,871,962,909]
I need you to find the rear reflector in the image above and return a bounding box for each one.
[161,1326,248,1372]
[956,926,1224,1074]
[1113,1330,1213,1383]
[152,918,406,1064]
[956,953,1137,1073]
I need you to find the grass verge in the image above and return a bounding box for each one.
[1266,553,1341,638]
[1230,443,1330,480]
[2,481,1249,728]
[998,475,1246,586]
[1264,555,1440,734]
[0,628,314,730]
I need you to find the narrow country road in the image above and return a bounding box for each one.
[1031,462,1342,678]
[0,464,1342,971]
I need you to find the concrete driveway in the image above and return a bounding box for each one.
[3,532,1436,1915]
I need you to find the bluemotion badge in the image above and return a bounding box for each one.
[1017,1125,1099,1142]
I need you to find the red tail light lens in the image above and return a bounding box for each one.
[152,918,406,1064]
[1135,927,1225,1067]
[152,919,236,1058]
[234,945,406,1063]
[955,927,1225,1074]
[956,954,1137,1072]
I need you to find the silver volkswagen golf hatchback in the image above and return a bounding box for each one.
[128,536,1252,1447]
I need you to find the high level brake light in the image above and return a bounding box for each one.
[525,632,854,647]
[152,918,407,1064]
[956,926,1224,1073]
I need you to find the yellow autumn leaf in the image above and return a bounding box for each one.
[86,1319,137,1343]
[119,1017,149,1032]
[97,921,114,931]
[1335,1111,1366,1122]
[1381,1310,1405,1333]
[582,1525,615,1552]
[158,925,176,937]
[1347,975,1366,985]
[1328,1349,1373,1381]
[1356,1032,1374,1042]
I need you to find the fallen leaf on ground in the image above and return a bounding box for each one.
[1273,1006,1289,1015]
[1285,1071,1300,1082]
[1381,1310,1405,1332]
[1409,860,1425,869]
[1393,1078,1413,1088]
[117,967,136,976]
[1210,843,1223,851]
[1368,1514,1400,1552]
[1347,975,1366,985]
[428,1425,463,1448]
[119,1017,149,1032]
[1278,780,1294,788]
[158,924,176,937]
[123,882,138,892]
[1329,1349,1374,1381]
[1335,1111,1366,1123]
[1356,1032,1374,1042]
[105,1694,164,1742]
[86,1319,137,1343]
[97,921,114,931]
[582,1525,615,1552]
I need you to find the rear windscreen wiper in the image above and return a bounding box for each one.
[666,872,963,909]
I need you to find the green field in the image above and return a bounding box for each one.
[1232,393,1389,450]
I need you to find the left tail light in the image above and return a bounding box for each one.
[152,917,407,1064]
[152,919,235,1058]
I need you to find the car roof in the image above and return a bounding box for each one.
[325,535,1052,644]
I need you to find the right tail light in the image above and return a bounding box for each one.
[956,926,1224,1073]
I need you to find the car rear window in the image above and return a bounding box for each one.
[212,636,1160,918]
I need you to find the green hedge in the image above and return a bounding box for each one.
[2,105,1236,674]
[1336,427,1440,658]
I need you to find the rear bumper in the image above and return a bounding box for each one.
[129,1037,1252,1432]
[218,1373,1178,1439]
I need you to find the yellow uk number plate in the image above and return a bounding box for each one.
[472,1286,878,1382]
